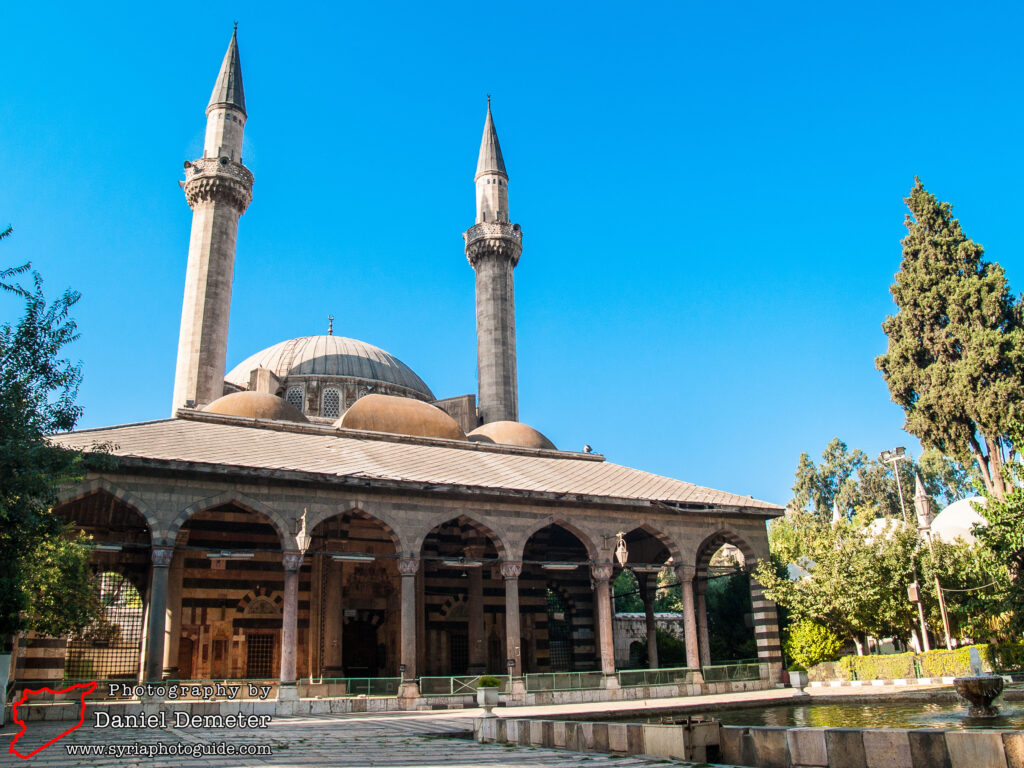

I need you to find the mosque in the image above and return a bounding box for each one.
[18,30,785,701]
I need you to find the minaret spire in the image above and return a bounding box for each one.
[464,98,522,424]
[208,25,246,116]
[172,28,254,412]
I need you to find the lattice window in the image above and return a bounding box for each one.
[322,388,341,419]
[246,634,274,678]
[285,386,304,412]
[65,572,144,680]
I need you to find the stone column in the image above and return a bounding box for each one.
[278,551,302,700]
[695,577,711,668]
[501,562,522,676]
[162,548,185,678]
[398,557,420,698]
[144,548,173,683]
[639,573,659,669]
[322,558,343,676]
[466,547,486,674]
[675,565,702,675]
[591,564,618,685]
[749,572,784,685]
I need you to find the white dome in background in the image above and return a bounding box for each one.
[931,496,986,546]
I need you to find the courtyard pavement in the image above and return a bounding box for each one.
[0,683,944,767]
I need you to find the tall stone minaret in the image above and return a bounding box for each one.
[464,99,522,424]
[171,27,253,412]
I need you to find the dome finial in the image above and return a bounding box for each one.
[327,315,334,336]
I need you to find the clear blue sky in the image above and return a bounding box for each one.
[3,2,1022,507]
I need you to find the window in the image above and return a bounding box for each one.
[285,386,304,412]
[322,388,341,419]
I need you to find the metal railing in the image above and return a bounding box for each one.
[298,678,401,697]
[701,662,761,682]
[523,671,604,692]
[617,666,696,687]
[418,675,510,696]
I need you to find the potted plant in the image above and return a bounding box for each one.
[476,675,503,714]
[788,664,808,691]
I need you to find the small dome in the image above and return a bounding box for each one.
[225,336,434,400]
[467,421,556,450]
[202,391,308,422]
[932,497,986,546]
[337,394,466,441]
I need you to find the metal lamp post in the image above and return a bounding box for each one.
[914,473,953,650]
[880,447,931,652]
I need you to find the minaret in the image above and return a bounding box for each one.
[464,99,522,424]
[171,26,254,412]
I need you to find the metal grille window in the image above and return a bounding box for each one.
[246,635,274,678]
[322,388,341,419]
[285,386,304,412]
[546,588,574,672]
[65,572,144,680]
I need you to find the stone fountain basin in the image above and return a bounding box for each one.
[953,675,1004,717]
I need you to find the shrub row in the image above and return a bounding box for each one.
[807,641,1021,681]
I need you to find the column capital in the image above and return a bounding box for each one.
[500,561,522,579]
[282,551,303,572]
[398,557,420,576]
[590,563,614,582]
[152,547,174,567]
[675,564,696,582]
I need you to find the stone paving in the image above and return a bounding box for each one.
[1,708,719,767]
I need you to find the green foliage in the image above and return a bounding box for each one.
[843,651,917,681]
[476,675,503,688]
[705,572,757,662]
[613,569,643,613]
[973,423,1024,634]
[807,661,848,682]
[919,534,1008,642]
[783,620,843,669]
[877,180,1024,501]
[1,254,99,647]
[655,628,688,667]
[758,509,920,647]
[991,642,1024,672]
[916,644,993,677]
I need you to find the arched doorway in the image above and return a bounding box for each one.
[614,527,679,669]
[307,510,399,678]
[420,516,503,676]
[521,524,595,673]
[695,532,757,666]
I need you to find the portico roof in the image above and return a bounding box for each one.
[50,411,783,515]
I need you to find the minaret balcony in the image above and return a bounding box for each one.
[183,157,254,214]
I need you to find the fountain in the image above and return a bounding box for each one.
[953,647,1004,717]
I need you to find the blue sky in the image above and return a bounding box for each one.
[3,2,1022,507]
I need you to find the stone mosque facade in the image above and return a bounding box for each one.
[19,30,785,702]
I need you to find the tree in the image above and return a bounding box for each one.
[783,619,843,669]
[877,180,1024,500]
[1,248,100,652]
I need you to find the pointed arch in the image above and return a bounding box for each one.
[694,528,758,574]
[518,517,599,561]
[168,492,290,549]
[413,514,510,560]
[306,505,403,554]
[55,478,158,543]
[621,523,683,565]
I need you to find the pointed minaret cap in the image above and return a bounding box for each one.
[475,96,506,180]
[208,25,246,116]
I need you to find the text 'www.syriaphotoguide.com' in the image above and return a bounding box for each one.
[65,742,273,759]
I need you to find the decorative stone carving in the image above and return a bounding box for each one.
[152,547,174,567]
[464,222,523,267]
[590,564,614,582]
[282,551,303,572]
[675,564,696,582]
[397,557,419,576]
[500,561,522,579]
[183,157,254,214]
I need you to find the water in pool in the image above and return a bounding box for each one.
[633,701,1024,730]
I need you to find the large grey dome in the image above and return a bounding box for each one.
[225,336,434,400]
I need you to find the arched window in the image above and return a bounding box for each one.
[65,572,144,680]
[321,388,341,419]
[285,386,304,412]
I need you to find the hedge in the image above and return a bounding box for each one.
[807,642,1022,682]
[916,644,993,678]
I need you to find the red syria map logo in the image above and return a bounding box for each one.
[8,680,97,759]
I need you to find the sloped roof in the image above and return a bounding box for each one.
[49,412,782,515]
[475,101,506,179]
[208,27,245,115]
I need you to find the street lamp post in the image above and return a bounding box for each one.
[914,473,953,650]
[880,447,931,652]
